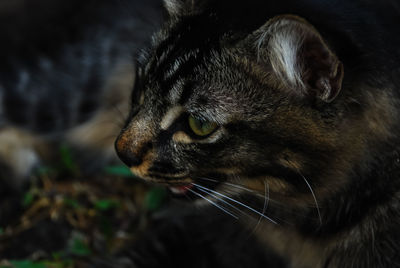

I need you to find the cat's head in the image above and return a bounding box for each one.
[115,0,394,223]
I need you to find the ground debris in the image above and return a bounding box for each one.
[0,165,167,267]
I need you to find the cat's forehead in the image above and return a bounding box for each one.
[141,55,274,125]
[137,17,279,123]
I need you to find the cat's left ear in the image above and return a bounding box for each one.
[246,15,344,103]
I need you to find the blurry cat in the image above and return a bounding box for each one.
[0,0,163,187]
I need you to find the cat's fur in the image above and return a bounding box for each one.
[115,0,400,267]
[0,0,163,186]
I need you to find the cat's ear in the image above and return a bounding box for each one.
[249,15,343,103]
[163,0,207,16]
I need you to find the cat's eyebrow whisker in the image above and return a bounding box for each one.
[192,183,278,225]
[187,188,239,219]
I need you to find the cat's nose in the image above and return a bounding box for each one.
[115,117,155,170]
[115,135,143,167]
[116,148,142,167]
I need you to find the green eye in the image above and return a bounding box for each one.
[188,115,217,136]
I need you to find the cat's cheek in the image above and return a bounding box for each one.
[243,177,291,196]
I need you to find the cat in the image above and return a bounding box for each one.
[0,0,163,188]
[114,0,400,267]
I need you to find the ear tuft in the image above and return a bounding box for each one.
[255,15,344,102]
[163,0,184,16]
[163,0,206,16]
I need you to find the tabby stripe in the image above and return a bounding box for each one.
[158,49,201,84]
[154,31,181,62]
[153,18,197,62]
[149,23,186,76]
[149,18,210,83]
[164,49,200,80]
[178,81,194,105]
[160,106,184,130]
[230,122,333,162]
[168,79,185,103]
[246,164,312,194]
[159,54,203,97]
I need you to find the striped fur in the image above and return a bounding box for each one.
[116,0,400,267]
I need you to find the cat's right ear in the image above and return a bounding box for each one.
[163,0,207,16]
[244,15,344,103]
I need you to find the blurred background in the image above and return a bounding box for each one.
[0,0,167,266]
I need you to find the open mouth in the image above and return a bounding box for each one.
[166,178,222,199]
[147,173,224,199]
[169,184,194,195]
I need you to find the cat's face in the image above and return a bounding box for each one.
[115,1,391,222]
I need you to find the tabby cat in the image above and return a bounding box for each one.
[0,0,162,188]
[115,0,400,267]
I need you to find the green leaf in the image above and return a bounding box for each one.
[49,253,74,268]
[103,165,134,177]
[40,261,67,268]
[9,260,46,268]
[63,198,80,209]
[59,144,78,173]
[99,216,113,238]
[22,192,35,207]
[144,187,167,211]
[70,238,91,257]
[35,166,55,176]
[94,199,118,211]
[0,227,4,235]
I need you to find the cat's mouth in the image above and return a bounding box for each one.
[144,174,196,196]
[142,170,226,199]
[169,177,223,199]
[169,184,194,195]
[146,174,222,199]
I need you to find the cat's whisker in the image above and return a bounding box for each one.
[291,167,322,226]
[198,177,291,210]
[195,185,245,216]
[110,103,128,126]
[192,183,278,225]
[187,188,239,219]
[198,177,256,193]
[198,178,315,223]
[248,180,271,235]
[257,181,270,226]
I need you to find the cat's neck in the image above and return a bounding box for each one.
[249,133,400,236]
[252,137,400,267]
[300,136,400,236]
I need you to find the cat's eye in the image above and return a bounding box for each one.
[188,115,217,137]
